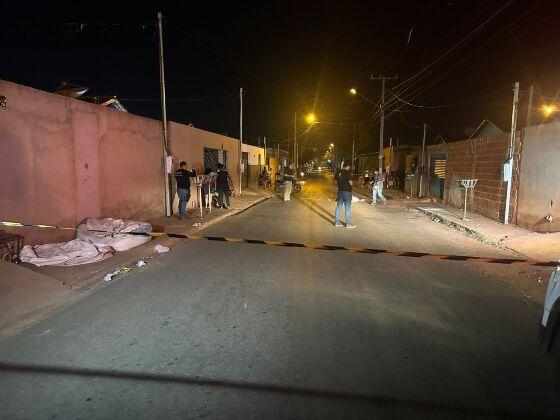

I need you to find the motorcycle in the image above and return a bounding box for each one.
[274,178,302,193]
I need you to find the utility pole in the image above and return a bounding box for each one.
[293,112,297,166]
[419,123,427,197]
[263,136,267,169]
[504,82,520,225]
[157,12,171,217]
[351,121,356,175]
[239,88,243,195]
[526,84,534,127]
[371,75,398,172]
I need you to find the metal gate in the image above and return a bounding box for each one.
[429,154,446,200]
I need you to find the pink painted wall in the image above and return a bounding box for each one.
[0,79,244,245]
[0,80,165,245]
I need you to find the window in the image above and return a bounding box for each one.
[204,148,227,172]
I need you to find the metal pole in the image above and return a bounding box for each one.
[293,112,297,165]
[463,187,468,220]
[351,121,356,174]
[526,84,534,127]
[419,123,426,197]
[239,88,243,196]
[371,75,398,172]
[157,12,171,217]
[263,136,267,168]
[504,82,519,225]
[379,78,385,173]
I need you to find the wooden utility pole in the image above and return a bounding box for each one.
[371,75,398,172]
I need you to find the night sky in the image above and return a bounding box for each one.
[2,0,559,160]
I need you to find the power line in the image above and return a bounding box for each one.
[392,0,515,94]
[120,94,237,102]
[0,20,152,28]
[393,94,465,109]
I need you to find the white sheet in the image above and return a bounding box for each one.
[20,239,113,267]
[77,218,152,252]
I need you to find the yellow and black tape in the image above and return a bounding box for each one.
[2,220,558,268]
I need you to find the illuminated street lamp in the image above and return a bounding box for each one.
[305,113,317,125]
[348,87,377,106]
[542,104,556,118]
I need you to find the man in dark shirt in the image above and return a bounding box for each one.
[216,164,231,209]
[334,161,355,228]
[174,161,196,219]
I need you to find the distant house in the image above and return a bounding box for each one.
[54,81,127,112]
[468,119,503,139]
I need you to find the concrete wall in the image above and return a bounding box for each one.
[516,122,560,232]
[0,79,164,245]
[168,122,240,211]
[427,133,521,223]
[0,79,244,245]
[242,143,264,166]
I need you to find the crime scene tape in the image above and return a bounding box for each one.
[2,220,558,267]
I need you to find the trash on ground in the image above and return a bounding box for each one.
[192,222,202,227]
[136,260,146,268]
[154,244,170,253]
[103,266,132,282]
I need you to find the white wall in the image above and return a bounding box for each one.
[242,143,265,166]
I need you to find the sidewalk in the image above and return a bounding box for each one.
[413,203,560,262]
[0,189,271,341]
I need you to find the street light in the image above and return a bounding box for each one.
[305,113,317,125]
[348,87,377,106]
[543,104,556,118]
[330,143,334,147]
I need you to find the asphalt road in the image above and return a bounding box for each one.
[1,176,559,419]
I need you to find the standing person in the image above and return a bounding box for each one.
[370,169,387,205]
[334,161,355,228]
[216,164,231,209]
[174,161,196,219]
[283,163,295,201]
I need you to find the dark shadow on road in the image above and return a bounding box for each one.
[292,195,335,225]
[0,362,545,418]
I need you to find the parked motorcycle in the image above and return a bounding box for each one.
[274,178,302,193]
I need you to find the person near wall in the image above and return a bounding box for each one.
[216,164,231,209]
[174,161,196,219]
[370,169,387,205]
[283,163,295,202]
[334,161,355,228]
[202,167,218,208]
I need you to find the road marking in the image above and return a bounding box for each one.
[2,220,558,268]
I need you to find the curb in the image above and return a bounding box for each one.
[413,206,528,258]
[0,194,272,342]
[188,195,272,234]
[76,194,273,288]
